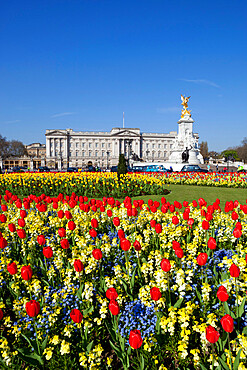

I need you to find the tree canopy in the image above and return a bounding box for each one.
[0,134,27,159]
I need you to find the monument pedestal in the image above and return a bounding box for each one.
[168,113,203,165]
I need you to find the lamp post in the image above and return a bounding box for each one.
[125,139,131,166]
[106,151,110,169]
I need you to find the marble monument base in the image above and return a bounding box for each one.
[168,149,202,165]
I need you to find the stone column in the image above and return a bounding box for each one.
[30,158,34,171]
[0,157,3,171]
[46,138,51,157]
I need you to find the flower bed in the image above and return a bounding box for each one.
[0,191,247,369]
[0,172,170,198]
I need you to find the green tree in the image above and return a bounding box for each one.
[117,154,127,177]
[221,149,239,161]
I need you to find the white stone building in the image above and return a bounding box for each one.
[45,127,181,169]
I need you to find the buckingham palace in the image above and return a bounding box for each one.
[45,127,180,169]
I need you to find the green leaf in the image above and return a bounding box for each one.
[21,333,39,353]
[76,284,85,300]
[83,305,94,316]
[127,346,131,356]
[140,355,145,370]
[199,364,208,370]
[223,301,230,315]
[218,356,230,370]
[105,321,116,341]
[243,326,247,335]
[195,288,202,305]
[233,349,242,370]
[174,298,183,308]
[17,348,44,368]
[86,340,94,354]
[130,267,137,289]
[238,297,246,318]
[41,335,48,352]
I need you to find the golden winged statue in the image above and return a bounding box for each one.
[181,95,191,118]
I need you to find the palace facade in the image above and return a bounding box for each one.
[45,127,183,168]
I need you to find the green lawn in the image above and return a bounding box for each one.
[130,184,247,205]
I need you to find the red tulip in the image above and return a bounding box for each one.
[0,214,7,223]
[68,220,76,231]
[70,308,83,323]
[1,204,7,212]
[17,229,26,239]
[92,248,102,260]
[43,246,53,259]
[221,314,234,333]
[172,240,180,250]
[109,299,120,315]
[133,240,141,251]
[58,228,66,238]
[192,200,198,208]
[20,210,27,218]
[0,237,7,249]
[0,308,3,320]
[113,217,120,227]
[172,216,179,225]
[196,253,208,266]
[65,211,72,219]
[207,237,216,250]
[60,238,70,249]
[37,235,46,246]
[91,218,98,228]
[229,264,240,278]
[74,259,84,272]
[120,238,131,251]
[187,218,194,227]
[25,300,40,317]
[206,325,220,343]
[106,287,118,300]
[161,258,171,272]
[231,211,238,220]
[57,210,64,219]
[18,218,25,227]
[233,228,242,238]
[107,210,112,217]
[129,330,143,349]
[202,220,209,230]
[118,229,125,239]
[7,262,18,275]
[21,265,33,280]
[217,286,229,302]
[155,223,162,234]
[175,247,184,258]
[150,287,162,301]
[8,223,16,233]
[89,229,97,238]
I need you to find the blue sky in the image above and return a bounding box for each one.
[0,0,246,152]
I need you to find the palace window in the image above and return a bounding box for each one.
[89,151,91,157]
[89,143,92,148]
[102,143,105,148]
